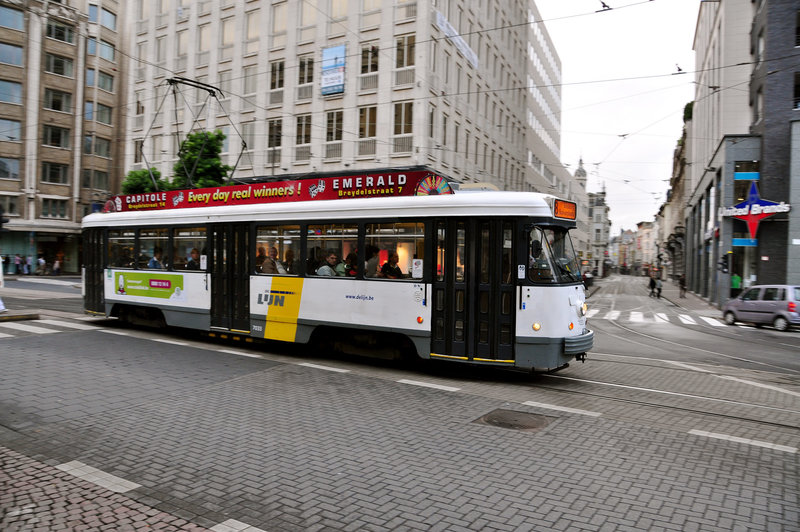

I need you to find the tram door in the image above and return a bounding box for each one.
[209,223,250,332]
[431,219,515,362]
[83,228,104,313]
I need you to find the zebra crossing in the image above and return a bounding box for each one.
[0,318,99,339]
[586,309,725,327]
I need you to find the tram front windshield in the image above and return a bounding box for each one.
[528,226,582,284]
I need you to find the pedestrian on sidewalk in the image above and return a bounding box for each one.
[648,276,656,297]
[656,278,663,299]
[679,274,686,298]
[0,296,6,313]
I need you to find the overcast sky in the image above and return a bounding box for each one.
[535,0,700,234]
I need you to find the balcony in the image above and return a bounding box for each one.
[325,142,342,160]
[358,138,376,156]
[392,135,412,154]
[295,145,311,161]
[297,84,313,100]
[269,89,283,106]
[359,72,378,91]
[394,67,415,87]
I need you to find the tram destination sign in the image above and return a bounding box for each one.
[105,171,454,213]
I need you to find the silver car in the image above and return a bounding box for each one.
[722,285,800,331]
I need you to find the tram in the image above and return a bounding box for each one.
[82,168,592,372]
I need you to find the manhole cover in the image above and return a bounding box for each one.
[472,409,553,432]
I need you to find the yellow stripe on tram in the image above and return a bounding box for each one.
[430,353,469,361]
[264,277,304,342]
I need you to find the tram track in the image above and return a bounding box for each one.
[531,377,800,431]
[589,315,800,374]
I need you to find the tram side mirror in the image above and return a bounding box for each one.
[531,240,542,259]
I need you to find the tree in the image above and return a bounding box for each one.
[120,168,168,194]
[172,130,232,189]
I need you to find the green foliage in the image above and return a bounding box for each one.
[172,130,232,189]
[683,101,693,123]
[121,168,168,194]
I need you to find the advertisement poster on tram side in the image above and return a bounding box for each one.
[105,170,454,213]
[110,271,187,302]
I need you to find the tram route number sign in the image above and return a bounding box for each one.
[105,171,454,213]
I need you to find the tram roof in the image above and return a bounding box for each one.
[82,190,567,228]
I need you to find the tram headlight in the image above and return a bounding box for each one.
[580,302,588,316]
[532,322,541,331]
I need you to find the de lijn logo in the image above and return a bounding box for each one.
[720,181,791,239]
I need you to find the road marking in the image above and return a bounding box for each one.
[605,310,620,320]
[699,316,725,327]
[211,519,269,532]
[523,400,602,417]
[688,430,797,454]
[397,379,460,392]
[56,460,141,493]
[664,361,713,373]
[716,375,800,398]
[547,375,800,413]
[220,349,263,359]
[654,313,669,323]
[678,314,696,325]
[37,319,96,330]
[629,311,644,323]
[0,322,58,334]
[98,329,130,336]
[152,338,189,346]
[586,309,600,318]
[299,362,350,373]
[0,331,12,338]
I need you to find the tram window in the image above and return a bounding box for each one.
[502,223,513,284]
[139,228,168,269]
[108,229,135,268]
[455,224,465,282]
[306,223,357,276]
[365,222,425,280]
[174,227,207,271]
[436,223,445,281]
[528,227,581,284]
[256,224,300,275]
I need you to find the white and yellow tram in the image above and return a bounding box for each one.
[82,170,592,372]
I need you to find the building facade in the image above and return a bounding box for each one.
[681,0,798,307]
[0,0,126,274]
[124,0,587,244]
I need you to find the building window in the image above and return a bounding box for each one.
[96,103,112,125]
[0,6,24,31]
[99,71,114,92]
[298,55,314,85]
[245,10,259,54]
[361,43,378,73]
[795,73,800,109]
[0,157,20,179]
[0,80,22,104]
[43,126,70,148]
[268,119,282,148]
[45,54,74,77]
[0,42,23,65]
[83,169,108,190]
[396,34,415,68]
[241,122,255,150]
[95,136,111,158]
[0,194,19,216]
[88,4,98,23]
[296,115,312,145]
[101,8,116,31]
[46,21,74,43]
[42,198,68,218]
[220,18,234,59]
[41,162,69,184]
[99,41,115,62]
[359,106,376,138]
[87,37,97,55]
[0,118,21,141]
[270,60,284,89]
[326,110,343,142]
[84,101,94,121]
[243,65,257,95]
[394,102,413,135]
[86,68,95,87]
